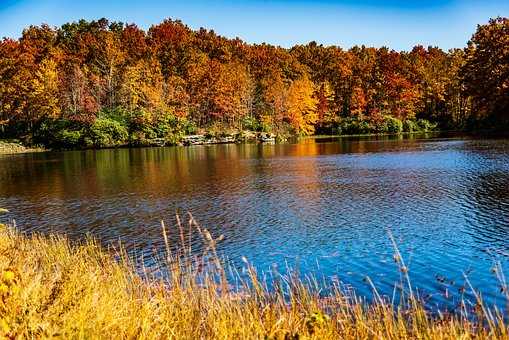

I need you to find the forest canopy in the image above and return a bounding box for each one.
[0,17,507,148]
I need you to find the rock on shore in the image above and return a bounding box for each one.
[0,141,44,155]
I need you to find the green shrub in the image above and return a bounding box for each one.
[384,116,403,133]
[128,128,156,146]
[57,129,82,147]
[98,108,130,126]
[183,120,198,135]
[336,116,404,135]
[156,113,189,144]
[241,116,261,131]
[358,120,372,134]
[336,117,355,135]
[34,119,84,148]
[403,119,437,133]
[125,110,190,146]
[336,117,373,135]
[259,121,273,133]
[416,119,437,132]
[86,118,128,147]
[403,120,418,133]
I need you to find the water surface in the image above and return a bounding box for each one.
[1,134,508,310]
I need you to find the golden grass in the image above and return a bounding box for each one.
[0,217,507,339]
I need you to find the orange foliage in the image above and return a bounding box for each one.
[0,17,506,137]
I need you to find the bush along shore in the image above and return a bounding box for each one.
[0,214,507,339]
[1,109,438,151]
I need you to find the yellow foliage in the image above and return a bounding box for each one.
[1,270,14,284]
[120,58,165,113]
[28,58,61,120]
[287,76,318,135]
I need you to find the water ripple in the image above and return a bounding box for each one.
[1,135,509,310]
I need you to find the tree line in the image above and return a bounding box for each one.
[0,17,507,148]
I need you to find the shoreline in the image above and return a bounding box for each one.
[2,130,506,155]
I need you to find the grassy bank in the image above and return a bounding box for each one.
[0,218,507,339]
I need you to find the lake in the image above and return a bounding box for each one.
[1,134,508,310]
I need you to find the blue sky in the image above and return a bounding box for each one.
[0,0,508,51]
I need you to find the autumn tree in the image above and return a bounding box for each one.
[0,26,60,132]
[314,81,336,131]
[94,28,126,110]
[59,63,100,123]
[443,49,469,128]
[209,61,254,127]
[260,72,288,133]
[28,59,61,120]
[346,46,377,118]
[286,76,318,135]
[0,38,21,127]
[462,17,509,126]
[148,19,193,79]
[120,58,164,114]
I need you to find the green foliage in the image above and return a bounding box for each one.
[34,119,83,148]
[384,116,404,133]
[30,111,198,148]
[98,108,130,126]
[403,119,418,133]
[335,117,361,135]
[128,128,157,146]
[127,111,192,146]
[334,116,404,135]
[85,118,128,148]
[403,119,437,133]
[241,116,262,132]
[154,113,185,140]
[335,118,371,135]
[258,121,274,133]
[57,129,82,147]
[183,120,198,135]
[416,119,437,132]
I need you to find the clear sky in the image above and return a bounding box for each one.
[0,0,508,51]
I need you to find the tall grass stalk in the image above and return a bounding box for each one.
[0,216,507,339]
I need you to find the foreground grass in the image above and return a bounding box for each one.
[0,219,507,339]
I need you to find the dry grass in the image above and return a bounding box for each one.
[0,216,507,339]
